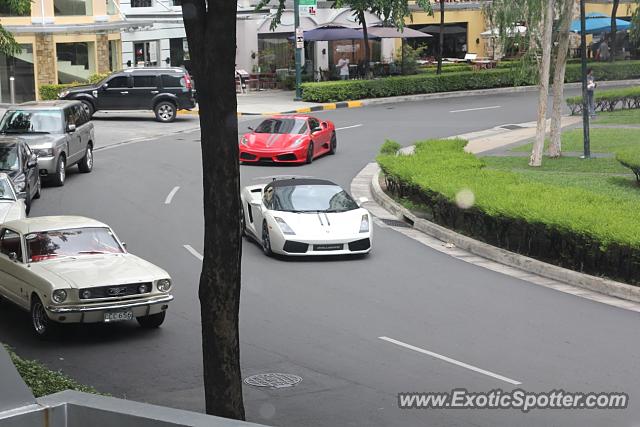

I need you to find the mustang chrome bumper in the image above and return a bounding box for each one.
[47,294,174,314]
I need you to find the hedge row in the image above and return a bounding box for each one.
[566,86,640,114]
[39,72,110,100]
[377,139,640,285]
[301,60,640,102]
[616,149,640,183]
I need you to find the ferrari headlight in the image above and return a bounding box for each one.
[13,174,25,192]
[274,217,295,235]
[157,279,172,292]
[239,136,249,146]
[359,214,370,233]
[290,138,306,148]
[34,148,54,158]
[52,289,67,303]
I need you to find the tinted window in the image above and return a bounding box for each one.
[73,104,87,125]
[134,75,157,88]
[0,146,19,171]
[161,74,184,88]
[270,184,359,213]
[0,110,63,134]
[107,76,129,88]
[0,229,22,261]
[65,107,78,127]
[254,118,307,135]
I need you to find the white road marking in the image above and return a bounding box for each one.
[183,244,203,261]
[336,124,363,131]
[379,336,522,385]
[165,186,180,204]
[450,106,501,113]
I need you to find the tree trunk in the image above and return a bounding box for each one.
[549,0,574,158]
[359,11,371,78]
[437,0,444,75]
[609,0,620,61]
[181,0,245,420]
[530,0,555,167]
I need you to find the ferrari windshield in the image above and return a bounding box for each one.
[254,118,307,135]
[269,184,359,213]
[0,110,63,134]
[26,227,124,262]
[0,178,16,201]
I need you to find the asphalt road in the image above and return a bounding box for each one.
[1,87,639,427]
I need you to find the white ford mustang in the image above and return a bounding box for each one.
[241,178,372,256]
[0,172,26,223]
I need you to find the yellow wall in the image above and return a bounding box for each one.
[585,1,638,17]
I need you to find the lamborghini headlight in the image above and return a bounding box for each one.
[290,137,306,148]
[274,217,295,235]
[359,214,370,233]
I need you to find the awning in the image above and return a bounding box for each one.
[570,12,631,34]
[365,26,432,39]
[292,26,380,41]
[5,19,152,34]
[418,25,466,35]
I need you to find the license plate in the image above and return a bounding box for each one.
[103,310,133,323]
[314,244,343,251]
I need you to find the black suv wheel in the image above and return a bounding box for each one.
[155,101,177,123]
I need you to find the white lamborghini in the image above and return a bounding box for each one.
[240,178,372,256]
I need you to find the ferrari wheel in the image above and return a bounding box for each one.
[262,221,273,256]
[329,132,337,155]
[305,142,314,164]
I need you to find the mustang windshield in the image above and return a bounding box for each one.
[26,227,124,262]
[0,178,16,201]
[254,118,307,135]
[0,110,63,134]
[0,146,19,171]
[270,184,359,213]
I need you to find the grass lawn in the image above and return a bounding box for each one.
[511,127,640,153]
[593,109,640,125]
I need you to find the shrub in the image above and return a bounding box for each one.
[378,139,640,285]
[88,72,110,84]
[379,139,402,155]
[6,346,100,397]
[567,86,640,114]
[38,72,112,100]
[616,149,640,183]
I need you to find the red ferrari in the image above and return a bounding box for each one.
[239,115,337,164]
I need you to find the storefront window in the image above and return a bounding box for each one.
[54,0,92,15]
[109,40,120,71]
[169,38,189,67]
[0,45,35,103]
[258,34,294,73]
[56,42,96,83]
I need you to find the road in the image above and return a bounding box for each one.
[1,88,638,427]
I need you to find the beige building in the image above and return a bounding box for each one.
[0,0,134,101]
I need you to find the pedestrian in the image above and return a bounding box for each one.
[599,39,610,61]
[336,56,350,80]
[586,68,597,118]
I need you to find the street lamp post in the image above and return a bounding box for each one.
[580,0,591,159]
[294,0,302,101]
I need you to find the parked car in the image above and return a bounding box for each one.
[239,115,337,164]
[241,177,372,257]
[0,101,94,187]
[0,216,174,338]
[58,67,196,123]
[0,138,40,214]
[0,173,26,223]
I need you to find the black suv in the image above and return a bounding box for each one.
[58,67,196,123]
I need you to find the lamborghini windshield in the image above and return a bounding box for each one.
[268,184,359,213]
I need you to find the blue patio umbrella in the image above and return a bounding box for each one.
[570,12,631,34]
[289,26,380,41]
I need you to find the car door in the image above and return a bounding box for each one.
[21,143,38,198]
[72,103,90,156]
[97,75,132,110]
[131,74,159,110]
[0,228,29,308]
[308,118,327,155]
[63,106,83,164]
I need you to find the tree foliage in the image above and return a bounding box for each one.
[631,0,640,45]
[0,0,31,56]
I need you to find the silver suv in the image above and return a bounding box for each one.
[0,101,94,186]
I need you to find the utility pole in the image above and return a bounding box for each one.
[294,0,302,101]
[580,0,590,158]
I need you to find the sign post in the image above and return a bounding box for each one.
[293,0,302,100]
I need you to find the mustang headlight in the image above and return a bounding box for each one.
[13,173,25,192]
[52,289,67,303]
[157,279,172,292]
[359,214,370,233]
[34,148,54,158]
[239,136,249,146]
[290,137,306,148]
[274,217,295,235]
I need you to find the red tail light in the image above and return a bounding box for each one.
[184,73,193,90]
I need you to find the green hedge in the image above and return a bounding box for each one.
[616,149,640,183]
[378,139,640,285]
[38,72,111,100]
[566,86,640,114]
[302,60,640,102]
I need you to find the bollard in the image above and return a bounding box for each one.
[9,76,15,105]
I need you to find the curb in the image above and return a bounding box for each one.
[177,101,364,117]
[369,165,640,304]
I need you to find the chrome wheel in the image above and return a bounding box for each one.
[59,158,65,183]
[86,146,93,169]
[262,222,272,256]
[31,298,48,335]
[156,102,176,122]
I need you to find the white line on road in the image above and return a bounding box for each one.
[379,336,522,385]
[450,106,501,113]
[183,244,203,261]
[165,186,180,204]
[336,124,363,131]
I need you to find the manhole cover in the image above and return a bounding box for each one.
[501,124,524,130]
[380,218,412,228]
[244,373,302,389]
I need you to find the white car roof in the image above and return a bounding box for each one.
[3,216,109,234]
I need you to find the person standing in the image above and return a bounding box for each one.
[336,56,350,80]
[586,68,597,118]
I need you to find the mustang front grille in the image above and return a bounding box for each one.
[78,282,153,300]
